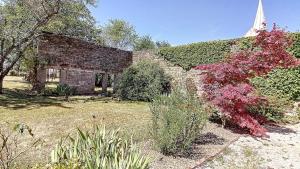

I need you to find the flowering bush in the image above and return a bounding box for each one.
[196,25,299,136]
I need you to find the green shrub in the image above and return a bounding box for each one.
[56,84,76,101]
[50,127,149,169]
[248,95,293,122]
[251,67,300,101]
[150,89,208,155]
[118,61,171,101]
[157,40,233,70]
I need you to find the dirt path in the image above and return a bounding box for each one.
[201,123,300,169]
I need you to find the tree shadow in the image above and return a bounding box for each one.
[194,132,226,145]
[265,124,297,135]
[0,89,71,110]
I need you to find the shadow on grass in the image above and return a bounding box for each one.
[0,89,71,110]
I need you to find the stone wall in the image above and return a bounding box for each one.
[37,33,132,73]
[133,51,203,95]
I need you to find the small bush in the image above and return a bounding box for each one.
[150,89,207,155]
[248,95,293,122]
[50,126,149,169]
[56,84,76,101]
[118,61,171,101]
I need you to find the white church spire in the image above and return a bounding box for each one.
[245,0,266,37]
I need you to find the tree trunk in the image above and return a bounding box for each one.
[0,75,4,94]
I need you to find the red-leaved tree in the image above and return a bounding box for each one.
[196,25,299,136]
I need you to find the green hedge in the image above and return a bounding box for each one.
[158,32,300,70]
[157,40,233,70]
[251,67,300,101]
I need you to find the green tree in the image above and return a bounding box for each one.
[134,35,156,51]
[0,0,97,93]
[42,1,100,41]
[102,19,137,50]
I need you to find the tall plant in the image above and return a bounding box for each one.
[50,126,149,169]
[196,25,299,136]
[150,89,207,155]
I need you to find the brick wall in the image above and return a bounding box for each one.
[37,33,132,73]
[60,69,95,94]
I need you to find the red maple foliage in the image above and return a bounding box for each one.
[196,25,300,137]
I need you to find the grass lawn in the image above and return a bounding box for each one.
[0,76,244,169]
[0,76,152,165]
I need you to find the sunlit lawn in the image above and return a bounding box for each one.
[0,76,152,164]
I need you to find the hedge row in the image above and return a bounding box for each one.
[157,40,233,70]
[158,32,300,70]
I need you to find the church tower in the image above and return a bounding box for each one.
[245,0,266,37]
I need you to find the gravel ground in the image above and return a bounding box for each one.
[201,123,300,169]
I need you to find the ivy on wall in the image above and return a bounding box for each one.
[252,67,300,101]
[157,32,300,70]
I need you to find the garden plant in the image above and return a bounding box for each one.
[196,26,300,136]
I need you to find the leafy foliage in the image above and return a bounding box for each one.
[157,40,233,70]
[150,89,208,155]
[56,84,76,101]
[156,41,171,48]
[42,1,99,41]
[101,19,137,50]
[252,67,300,101]
[134,35,156,51]
[50,126,149,169]
[196,26,299,136]
[247,95,293,122]
[289,32,300,58]
[118,61,171,101]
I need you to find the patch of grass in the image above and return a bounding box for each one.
[0,76,152,165]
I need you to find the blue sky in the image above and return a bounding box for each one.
[90,0,300,45]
